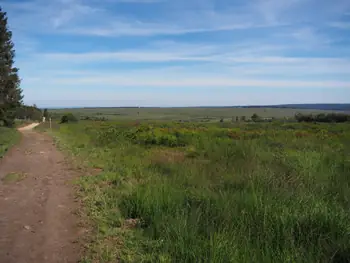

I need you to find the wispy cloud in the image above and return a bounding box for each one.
[2,0,280,37]
[18,37,350,87]
[3,0,99,31]
[36,44,350,68]
[329,22,350,29]
[289,27,332,46]
[67,20,257,37]
[51,1,97,28]
[3,0,350,106]
[4,0,350,35]
[104,0,164,3]
[254,0,303,24]
[37,76,350,88]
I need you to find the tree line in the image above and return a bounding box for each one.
[15,105,49,121]
[295,113,350,123]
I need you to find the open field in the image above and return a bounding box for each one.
[0,127,20,158]
[44,119,350,263]
[49,107,338,122]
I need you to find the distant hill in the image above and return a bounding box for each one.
[239,104,350,111]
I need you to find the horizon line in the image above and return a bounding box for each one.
[42,103,350,110]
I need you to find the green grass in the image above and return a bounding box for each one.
[0,127,20,158]
[50,120,350,263]
[1,172,26,183]
[34,121,60,132]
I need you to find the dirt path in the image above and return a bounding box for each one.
[0,124,80,263]
[18,122,40,131]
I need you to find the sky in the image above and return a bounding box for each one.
[1,0,350,107]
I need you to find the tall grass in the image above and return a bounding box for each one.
[52,121,350,263]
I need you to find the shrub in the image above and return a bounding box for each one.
[251,113,260,122]
[60,113,78,124]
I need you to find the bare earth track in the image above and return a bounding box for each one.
[0,124,79,263]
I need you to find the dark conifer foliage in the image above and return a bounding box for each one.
[0,7,23,127]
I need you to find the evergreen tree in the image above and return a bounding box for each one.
[0,7,23,127]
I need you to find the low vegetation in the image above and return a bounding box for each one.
[0,127,20,158]
[60,113,78,124]
[48,107,338,122]
[1,172,26,183]
[49,119,350,263]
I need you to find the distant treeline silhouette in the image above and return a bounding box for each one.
[295,113,350,123]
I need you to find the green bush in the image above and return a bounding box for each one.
[251,113,260,122]
[60,113,78,124]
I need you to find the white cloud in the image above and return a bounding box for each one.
[16,37,350,86]
[51,2,97,28]
[24,71,350,88]
[25,88,350,108]
[67,21,256,37]
[3,0,100,31]
[4,0,350,38]
[37,49,350,70]
[254,0,303,24]
[104,0,164,2]
[4,0,350,107]
[290,27,331,46]
[329,22,350,29]
[44,51,210,62]
[2,0,279,37]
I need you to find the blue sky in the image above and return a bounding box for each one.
[1,0,350,107]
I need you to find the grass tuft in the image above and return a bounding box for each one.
[2,172,26,183]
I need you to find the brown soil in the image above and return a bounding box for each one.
[0,125,80,263]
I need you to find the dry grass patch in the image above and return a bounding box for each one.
[150,149,186,164]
